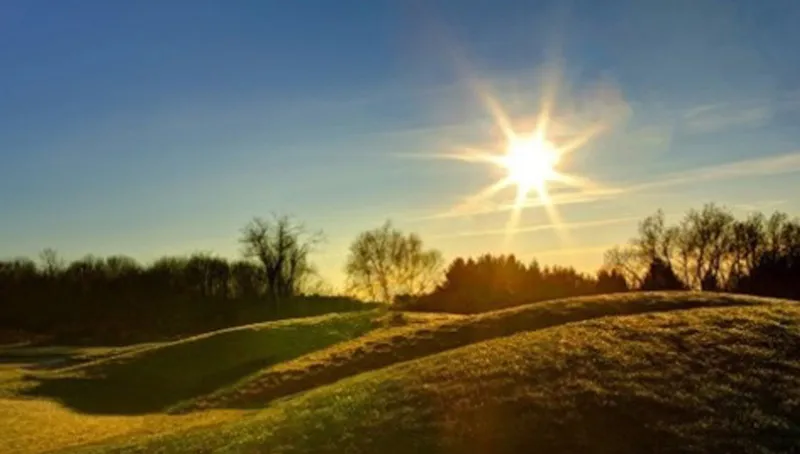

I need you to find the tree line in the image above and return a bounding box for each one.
[604,204,800,299]
[344,204,800,312]
[0,216,369,344]
[2,203,799,344]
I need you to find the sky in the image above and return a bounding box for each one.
[2,0,800,288]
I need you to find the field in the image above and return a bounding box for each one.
[1,292,798,453]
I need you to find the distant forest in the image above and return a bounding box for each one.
[2,203,798,344]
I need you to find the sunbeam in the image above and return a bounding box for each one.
[404,71,612,244]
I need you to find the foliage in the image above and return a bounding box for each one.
[345,221,443,303]
[408,254,597,313]
[605,203,800,297]
[639,257,687,290]
[3,203,800,345]
[736,249,800,300]
[595,269,629,293]
[0,257,371,345]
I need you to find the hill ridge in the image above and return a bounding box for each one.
[175,291,781,413]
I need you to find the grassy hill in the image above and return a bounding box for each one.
[175,292,774,413]
[8,310,391,414]
[0,309,454,453]
[0,292,797,453]
[68,301,800,454]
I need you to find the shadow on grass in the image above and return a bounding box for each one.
[177,292,772,413]
[19,355,277,415]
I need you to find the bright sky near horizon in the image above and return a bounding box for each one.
[2,0,800,288]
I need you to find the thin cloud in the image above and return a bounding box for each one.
[415,187,624,221]
[681,92,800,134]
[731,199,787,212]
[410,152,800,223]
[631,151,800,191]
[430,215,639,239]
[683,104,771,133]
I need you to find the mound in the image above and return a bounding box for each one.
[72,301,800,454]
[178,292,773,412]
[17,311,381,414]
[0,399,243,454]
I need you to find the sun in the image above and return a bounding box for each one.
[405,70,609,242]
[500,135,561,195]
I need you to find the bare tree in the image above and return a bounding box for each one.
[603,246,643,287]
[240,215,322,306]
[605,205,735,290]
[345,221,443,303]
[604,204,792,291]
[604,211,675,287]
[676,204,735,289]
[39,248,64,277]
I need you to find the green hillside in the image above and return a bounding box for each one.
[1,292,797,454]
[177,292,775,412]
[69,302,800,454]
[11,310,385,414]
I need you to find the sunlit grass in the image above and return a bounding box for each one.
[69,300,800,454]
[2,293,797,453]
[175,292,775,413]
[0,399,244,454]
[6,311,385,415]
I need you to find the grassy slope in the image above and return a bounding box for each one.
[0,400,244,454]
[177,292,773,412]
[70,301,800,454]
[0,310,459,453]
[9,310,384,414]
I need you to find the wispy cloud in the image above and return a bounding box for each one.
[683,102,771,133]
[681,92,800,134]
[410,151,800,222]
[429,215,639,239]
[632,151,800,191]
[416,187,624,221]
[731,199,787,212]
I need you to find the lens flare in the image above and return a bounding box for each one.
[501,135,561,195]
[405,69,611,244]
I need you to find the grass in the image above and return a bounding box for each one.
[9,310,386,414]
[64,301,800,454]
[0,399,246,454]
[0,344,163,374]
[175,291,774,412]
[1,292,798,453]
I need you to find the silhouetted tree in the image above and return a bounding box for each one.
[409,254,597,313]
[596,269,629,294]
[606,203,800,294]
[604,204,791,291]
[0,217,361,343]
[39,248,64,277]
[735,250,800,300]
[676,204,735,289]
[230,260,264,299]
[345,221,443,303]
[640,258,687,291]
[240,215,322,305]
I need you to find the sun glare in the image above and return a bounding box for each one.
[415,67,610,244]
[501,135,560,194]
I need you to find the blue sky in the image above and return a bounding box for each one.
[2,0,800,287]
